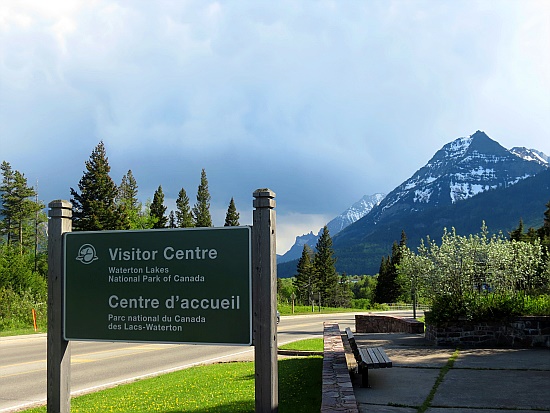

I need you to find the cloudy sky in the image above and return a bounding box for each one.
[1,1,549,254]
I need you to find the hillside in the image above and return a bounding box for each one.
[277,131,549,278]
[331,168,550,275]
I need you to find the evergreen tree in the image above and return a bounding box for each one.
[0,163,43,253]
[293,244,316,305]
[117,170,139,209]
[150,185,168,229]
[510,219,525,241]
[375,255,392,303]
[175,188,194,228]
[336,274,353,308]
[538,200,550,239]
[117,170,143,229]
[224,197,240,226]
[374,231,407,303]
[0,161,15,245]
[193,169,212,227]
[70,142,129,231]
[537,200,550,255]
[313,226,339,307]
[168,211,176,228]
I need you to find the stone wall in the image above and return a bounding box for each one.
[425,316,550,348]
[321,322,358,413]
[355,314,424,334]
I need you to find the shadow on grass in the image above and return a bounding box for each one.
[157,357,322,413]
[163,400,254,413]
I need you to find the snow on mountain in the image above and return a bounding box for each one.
[278,193,385,263]
[369,131,547,224]
[509,147,549,166]
[326,193,386,235]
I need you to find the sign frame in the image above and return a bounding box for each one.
[63,226,252,346]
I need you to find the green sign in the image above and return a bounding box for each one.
[64,227,251,345]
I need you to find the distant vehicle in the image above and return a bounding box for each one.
[276,310,280,324]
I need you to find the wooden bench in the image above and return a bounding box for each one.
[345,327,392,387]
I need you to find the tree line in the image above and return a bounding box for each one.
[0,161,47,292]
[70,141,240,232]
[292,226,355,308]
[0,161,48,330]
[0,141,241,330]
[286,200,550,313]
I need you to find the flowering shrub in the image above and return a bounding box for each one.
[400,224,550,323]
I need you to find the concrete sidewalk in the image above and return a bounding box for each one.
[351,332,550,413]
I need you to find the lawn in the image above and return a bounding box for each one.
[25,342,323,413]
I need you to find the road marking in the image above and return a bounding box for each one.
[0,347,255,413]
[0,344,180,378]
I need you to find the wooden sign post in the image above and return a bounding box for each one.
[252,189,278,412]
[47,200,72,413]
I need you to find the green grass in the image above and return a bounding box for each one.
[0,327,45,337]
[279,338,323,352]
[417,349,460,413]
[277,304,367,316]
[24,356,322,413]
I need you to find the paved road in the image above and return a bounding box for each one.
[0,311,388,412]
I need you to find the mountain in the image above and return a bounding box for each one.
[362,131,545,226]
[332,167,550,275]
[278,131,549,277]
[510,147,549,166]
[329,193,387,234]
[278,193,385,263]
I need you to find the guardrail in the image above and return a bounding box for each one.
[384,303,430,311]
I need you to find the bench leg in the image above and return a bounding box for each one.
[360,367,370,388]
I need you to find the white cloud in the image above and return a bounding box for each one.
[276,212,332,255]
[0,0,549,254]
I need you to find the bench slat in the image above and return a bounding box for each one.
[345,327,392,370]
[358,347,375,368]
[373,347,392,367]
[366,347,382,368]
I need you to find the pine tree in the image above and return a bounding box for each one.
[175,188,194,228]
[313,226,339,307]
[538,200,550,238]
[117,170,143,229]
[336,274,353,308]
[0,162,43,252]
[224,197,240,226]
[150,185,168,229]
[374,255,391,303]
[193,169,212,227]
[117,170,139,209]
[0,161,15,245]
[510,219,525,241]
[168,211,176,228]
[293,244,316,305]
[374,231,407,303]
[537,200,550,253]
[70,142,129,231]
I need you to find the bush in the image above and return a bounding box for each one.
[0,287,47,331]
[426,293,550,324]
[351,298,371,309]
[523,294,550,315]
